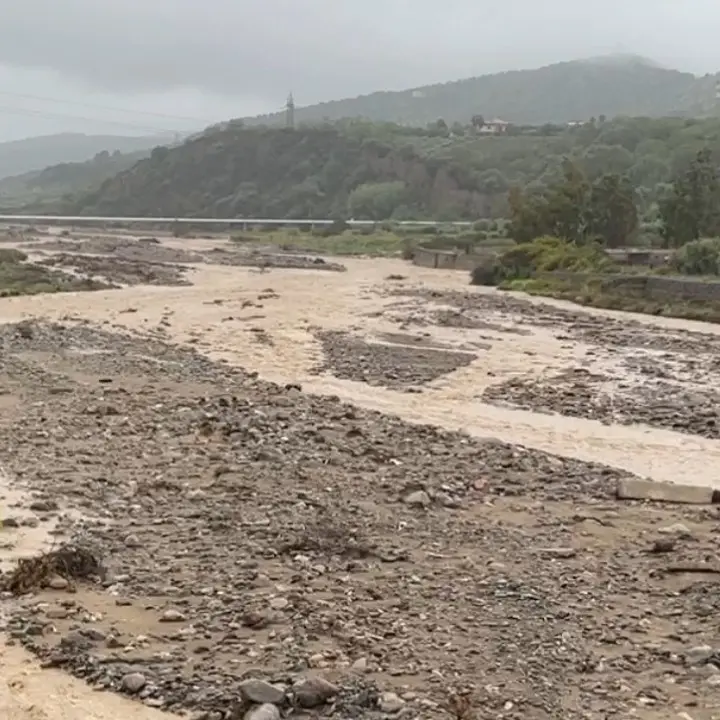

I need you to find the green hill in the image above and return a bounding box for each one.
[247,56,719,127]
[62,115,720,222]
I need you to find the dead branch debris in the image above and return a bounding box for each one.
[0,543,105,596]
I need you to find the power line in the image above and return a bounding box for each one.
[0,104,179,134]
[0,89,213,125]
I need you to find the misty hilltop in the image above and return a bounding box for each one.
[247,56,720,127]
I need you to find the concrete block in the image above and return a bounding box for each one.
[616,478,720,505]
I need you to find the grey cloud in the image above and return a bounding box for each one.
[1,0,720,109]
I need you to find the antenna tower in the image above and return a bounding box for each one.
[286,92,295,129]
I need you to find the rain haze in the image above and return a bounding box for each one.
[0,0,719,141]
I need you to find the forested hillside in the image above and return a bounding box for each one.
[66,116,720,222]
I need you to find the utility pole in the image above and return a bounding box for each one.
[286,92,295,129]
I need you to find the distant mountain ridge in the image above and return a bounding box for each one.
[0,132,174,181]
[245,55,720,127]
[0,148,153,211]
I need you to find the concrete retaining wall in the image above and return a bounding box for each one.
[412,246,490,271]
[412,246,673,272]
[541,271,720,302]
[606,249,672,268]
[410,245,720,303]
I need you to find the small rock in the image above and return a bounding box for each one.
[351,657,369,672]
[379,691,405,713]
[83,628,107,642]
[244,705,280,720]
[693,663,720,677]
[658,523,693,539]
[159,609,187,623]
[652,538,676,553]
[106,635,124,649]
[293,676,339,708]
[60,630,93,649]
[46,575,69,590]
[241,611,270,628]
[538,547,577,559]
[686,645,714,666]
[121,672,147,694]
[24,623,46,637]
[307,653,326,668]
[437,492,461,508]
[239,679,285,705]
[403,490,430,508]
[29,500,58,512]
[269,597,289,611]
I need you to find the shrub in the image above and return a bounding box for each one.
[469,236,613,286]
[401,239,416,260]
[313,220,350,238]
[470,258,501,285]
[231,234,256,243]
[673,237,720,276]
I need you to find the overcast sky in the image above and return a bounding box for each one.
[0,0,719,141]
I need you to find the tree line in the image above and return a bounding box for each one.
[508,148,720,249]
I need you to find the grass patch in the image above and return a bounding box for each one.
[230,227,511,259]
[0,252,115,297]
[504,276,720,324]
[232,229,422,257]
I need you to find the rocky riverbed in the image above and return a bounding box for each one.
[311,330,477,389]
[37,253,191,286]
[483,368,720,439]
[25,236,347,275]
[1,320,720,719]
